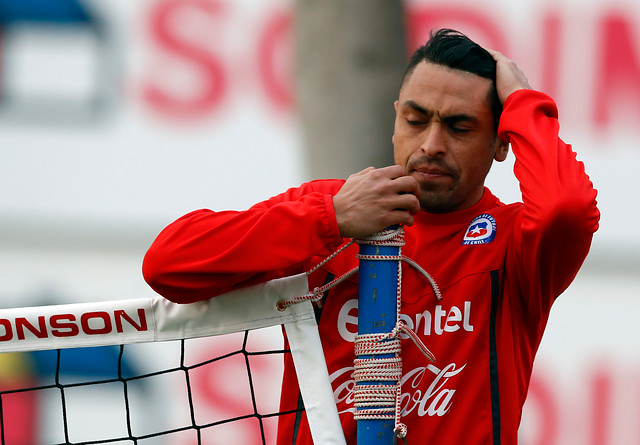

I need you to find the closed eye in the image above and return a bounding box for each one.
[450,125,471,133]
[444,116,476,134]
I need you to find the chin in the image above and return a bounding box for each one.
[419,192,455,214]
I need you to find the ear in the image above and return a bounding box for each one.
[494,138,509,162]
[392,101,399,145]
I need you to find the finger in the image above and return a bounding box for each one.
[485,48,505,62]
[379,191,420,215]
[350,166,376,178]
[372,164,407,179]
[390,175,420,196]
[394,194,421,214]
[388,208,416,227]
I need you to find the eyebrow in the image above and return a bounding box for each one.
[402,100,479,125]
[403,100,429,116]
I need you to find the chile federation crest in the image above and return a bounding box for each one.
[462,214,496,245]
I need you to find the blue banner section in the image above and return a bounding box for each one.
[0,0,92,23]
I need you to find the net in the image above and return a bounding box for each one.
[0,333,295,444]
[0,274,346,444]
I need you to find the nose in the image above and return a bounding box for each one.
[420,123,447,158]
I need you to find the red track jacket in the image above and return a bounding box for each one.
[143,90,600,444]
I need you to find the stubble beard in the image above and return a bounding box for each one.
[417,183,460,214]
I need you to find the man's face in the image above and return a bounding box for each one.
[393,61,508,213]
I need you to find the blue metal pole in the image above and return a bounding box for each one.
[356,239,400,444]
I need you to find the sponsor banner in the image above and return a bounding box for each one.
[0,299,154,350]
[0,274,312,352]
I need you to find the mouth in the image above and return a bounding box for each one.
[410,165,453,182]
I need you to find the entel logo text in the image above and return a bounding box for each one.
[337,299,474,342]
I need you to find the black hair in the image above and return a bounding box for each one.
[401,29,501,131]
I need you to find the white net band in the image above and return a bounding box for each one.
[0,274,313,353]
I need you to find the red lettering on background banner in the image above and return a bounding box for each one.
[523,374,559,445]
[541,13,562,101]
[404,6,507,54]
[143,0,228,118]
[257,10,294,111]
[520,365,637,445]
[590,369,612,445]
[594,13,640,128]
[140,1,640,139]
[0,378,38,445]
[189,333,282,443]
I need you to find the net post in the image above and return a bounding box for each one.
[356,229,400,444]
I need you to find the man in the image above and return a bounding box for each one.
[143,29,599,444]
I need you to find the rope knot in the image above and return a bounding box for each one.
[276,225,442,440]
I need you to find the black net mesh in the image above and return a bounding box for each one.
[0,328,304,444]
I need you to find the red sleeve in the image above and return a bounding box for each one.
[142,180,345,303]
[498,90,600,313]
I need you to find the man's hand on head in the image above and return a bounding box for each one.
[333,165,421,239]
[486,49,532,104]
